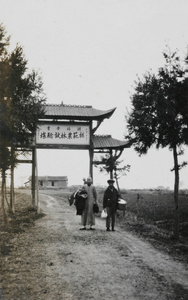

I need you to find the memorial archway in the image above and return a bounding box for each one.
[31,103,131,204]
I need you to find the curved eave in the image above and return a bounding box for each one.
[42,104,116,121]
[92,135,131,150]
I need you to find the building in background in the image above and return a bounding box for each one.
[25,176,68,189]
[38,176,68,188]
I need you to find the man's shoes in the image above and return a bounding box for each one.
[112,228,115,231]
[106,228,111,231]
[90,227,95,230]
[79,227,86,230]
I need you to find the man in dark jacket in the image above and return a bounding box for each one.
[103,179,120,231]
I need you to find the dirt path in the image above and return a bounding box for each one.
[1,192,188,300]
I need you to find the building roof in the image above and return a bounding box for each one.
[38,176,68,181]
[92,135,131,150]
[42,103,116,121]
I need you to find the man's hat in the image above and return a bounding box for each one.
[107,179,115,183]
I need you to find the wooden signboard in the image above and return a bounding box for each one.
[36,122,90,149]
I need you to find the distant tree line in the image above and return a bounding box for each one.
[0,24,46,223]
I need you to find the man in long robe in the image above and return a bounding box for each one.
[80,176,98,230]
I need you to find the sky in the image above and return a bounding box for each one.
[1,0,188,189]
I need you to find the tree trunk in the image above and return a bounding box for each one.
[10,163,15,213]
[10,147,15,212]
[89,148,94,181]
[1,169,7,224]
[173,146,179,240]
[109,150,113,179]
[32,147,36,206]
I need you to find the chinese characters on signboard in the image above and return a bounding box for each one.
[36,124,90,146]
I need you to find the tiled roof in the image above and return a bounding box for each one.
[38,176,68,181]
[42,104,116,120]
[92,135,131,150]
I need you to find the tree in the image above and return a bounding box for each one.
[126,49,188,240]
[0,24,46,217]
[94,152,130,194]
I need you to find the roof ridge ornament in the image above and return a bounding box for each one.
[46,103,92,108]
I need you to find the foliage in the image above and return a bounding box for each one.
[126,50,188,154]
[3,46,46,149]
[0,24,46,152]
[94,153,130,176]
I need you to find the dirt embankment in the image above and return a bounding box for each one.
[0,191,188,300]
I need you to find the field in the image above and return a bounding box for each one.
[95,188,188,256]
